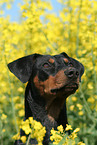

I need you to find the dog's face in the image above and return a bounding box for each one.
[32,53,84,99]
[8,52,84,99]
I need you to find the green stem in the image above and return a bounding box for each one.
[0,118,3,145]
[26,134,31,145]
[79,84,97,124]
[91,42,97,119]
[67,0,72,56]
[4,55,18,133]
[91,43,97,95]
[76,0,82,58]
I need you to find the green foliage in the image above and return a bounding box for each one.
[0,0,97,145]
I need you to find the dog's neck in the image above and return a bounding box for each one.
[24,81,68,143]
[25,81,67,122]
[25,82,46,120]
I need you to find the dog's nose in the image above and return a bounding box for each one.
[64,68,79,78]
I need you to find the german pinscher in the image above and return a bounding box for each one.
[8,52,84,145]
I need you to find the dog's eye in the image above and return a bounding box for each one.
[43,63,50,68]
[68,62,73,67]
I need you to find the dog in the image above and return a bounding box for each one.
[8,52,84,145]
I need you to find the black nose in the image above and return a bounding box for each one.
[65,69,79,78]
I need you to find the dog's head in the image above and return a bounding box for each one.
[8,52,84,98]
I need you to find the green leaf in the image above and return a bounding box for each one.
[58,134,68,145]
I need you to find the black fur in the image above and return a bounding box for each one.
[8,52,84,145]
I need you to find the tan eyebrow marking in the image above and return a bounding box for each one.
[49,58,55,63]
[64,58,69,63]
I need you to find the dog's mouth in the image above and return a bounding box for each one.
[51,83,78,94]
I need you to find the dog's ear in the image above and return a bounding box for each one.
[61,52,69,58]
[8,54,41,83]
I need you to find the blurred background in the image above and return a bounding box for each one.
[0,0,97,145]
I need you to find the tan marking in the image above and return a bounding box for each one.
[33,70,67,97]
[49,58,55,64]
[64,58,69,63]
[77,77,79,85]
[33,75,44,96]
[33,70,79,121]
[33,70,68,121]
[48,114,55,123]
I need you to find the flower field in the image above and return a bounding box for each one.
[0,0,97,145]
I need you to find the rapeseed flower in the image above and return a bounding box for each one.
[21,119,32,135]
[78,142,86,145]
[76,104,83,110]
[18,109,24,117]
[65,124,73,131]
[20,136,26,143]
[12,133,20,140]
[78,111,84,116]
[70,105,75,111]
[2,129,6,133]
[14,117,46,144]
[57,125,64,133]
[50,125,84,145]
[72,96,77,102]
[1,114,7,120]
[69,128,80,140]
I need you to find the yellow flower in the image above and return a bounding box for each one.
[70,133,77,140]
[12,133,20,140]
[88,83,93,90]
[0,96,6,103]
[2,129,6,133]
[51,128,56,136]
[1,114,7,120]
[13,96,20,103]
[57,125,64,133]
[78,111,84,116]
[0,10,4,15]
[21,120,32,135]
[31,122,46,144]
[65,124,72,131]
[15,104,24,109]
[73,128,80,133]
[50,130,62,144]
[33,121,43,130]
[70,128,80,140]
[18,109,24,117]
[70,105,74,111]
[78,142,86,145]
[29,117,33,124]
[6,4,11,9]
[53,134,63,144]
[18,87,24,93]
[72,96,77,102]
[87,97,95,104]
[76,104,83,110]
[20,136,26,143]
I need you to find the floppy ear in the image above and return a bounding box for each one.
[8,54,41,83]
